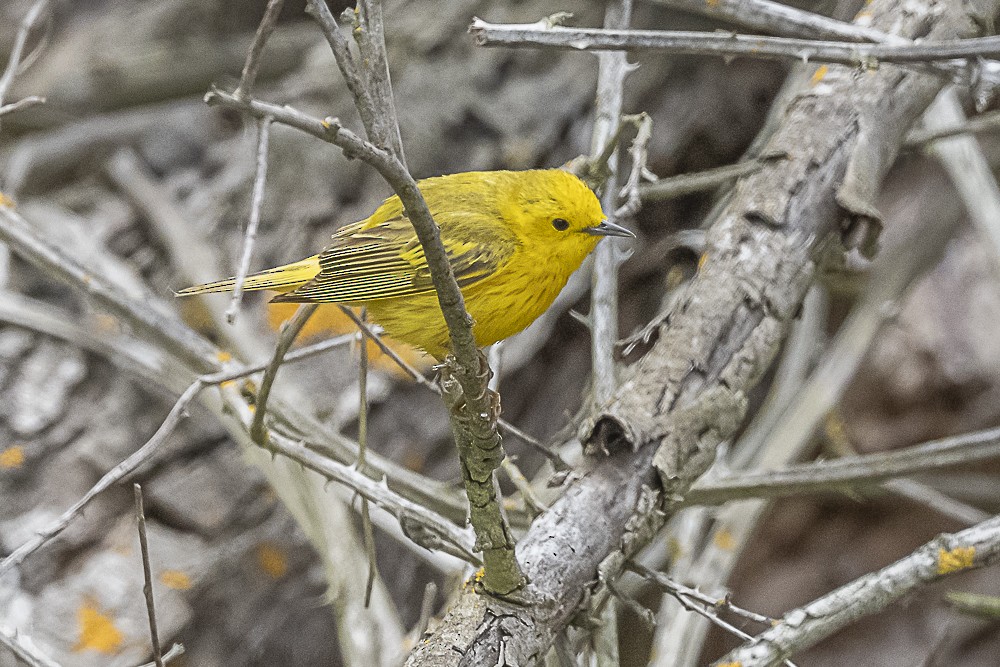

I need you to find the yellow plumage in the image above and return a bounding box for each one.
[177,169,632,360]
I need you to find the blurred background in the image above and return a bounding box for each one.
[1,0,999,665]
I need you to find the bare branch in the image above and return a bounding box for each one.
[639,154,784,203]
[266,432,479,564]
[905,108,1000,146]
[0,95,45,118]
[304,0,380,148]
[354,0,406,160]
[234,0,286,100]
[687,425,1000,505]
[136,643,185,667]
[713,515,1000,666]
[0,0,50,133]
[658,0,1000,105]
[470,18,1000,66]
[0,200,221,372]
[882,478,990,525]
[924,86,1000,266]
[0,625,61,667]
[337,305,570,470]
[589,0,634,408]
[133,484,164,667]
[0,381,204,576]
[659,0,890,42]
[226,115,273,324]
[249,304,318,444]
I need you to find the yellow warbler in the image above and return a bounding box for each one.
[177,169,632,359]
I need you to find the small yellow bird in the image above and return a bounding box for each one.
[177,169,632,359]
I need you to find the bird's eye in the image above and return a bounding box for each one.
[552,218,570,231]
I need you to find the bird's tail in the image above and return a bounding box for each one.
[175,256,321,296]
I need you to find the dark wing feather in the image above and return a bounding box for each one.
[275,213,515,304]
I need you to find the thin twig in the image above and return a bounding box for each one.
[133,484,164,667]
[0,95,45,118]
[104,147,271,361]
[356,320,379,607]
[500,457,549,515]
[338,305,570,469]
[714,515,1000,666]
[621,566,793,664]
[905,108,1000,146]
[470,18,1000,66]
[881,478,990,525]
[687,425,1000,505]
[0,381,204,576]
[226,114,273,324]
[414,582,438,639]
[0,626,61,667]
[0,0,50,134]
[136,643,185,667]
[639,155,783,202]
[234,0,286,100]
[249,303,318,444]
[924,86,1000,269]
[627,562,776,626]
[588,0,633,408]
[266,432,479,564]
[658,0,1000,105]
[304,0,379,148]
[354,0,406,160]
[616,112,654,219]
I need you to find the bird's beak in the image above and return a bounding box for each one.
[584,219,635,238]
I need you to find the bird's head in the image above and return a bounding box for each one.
[504,169,633,264]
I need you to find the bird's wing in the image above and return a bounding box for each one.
[274,213,516,303]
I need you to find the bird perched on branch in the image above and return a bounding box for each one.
[177,169,633,360]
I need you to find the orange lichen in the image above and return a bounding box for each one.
[0,446,25,469]
[937,546,975,575]
[160,570,192,590]
[216,351,233,363]
[810,65,829,86]
[73,600,124,654]
[0,192,14,208]
[713,528,735,551]
[257,543,288,579]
